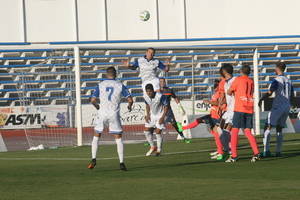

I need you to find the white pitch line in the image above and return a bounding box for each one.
[0,142,299,161]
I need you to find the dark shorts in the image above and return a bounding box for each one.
[165,108,176,123]
[200,115,220,129]
[232,112,253,129]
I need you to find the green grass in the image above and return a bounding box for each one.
[1,134,300,200]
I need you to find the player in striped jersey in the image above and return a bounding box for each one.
[259,62,295,157]
[123,47,169,94]
[88,67,133,171]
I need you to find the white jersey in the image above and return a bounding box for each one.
[224,77,236,112]
[144,92,169,117]
[133,57,165,82]
[92,79,131,114]
[270,75,293,109]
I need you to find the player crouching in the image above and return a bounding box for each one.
[88,67,133,171]
[144,84,169,156]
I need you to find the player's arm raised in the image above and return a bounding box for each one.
[164,59,171,72]
[122,59,139,70]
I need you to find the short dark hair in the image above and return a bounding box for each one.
[241,64,251,75]
[106,66,117,75]
[213,79,220,89]
[219,67,225,78]
[214,79,220,84]
[276,62,286,72]
[147,47,155,53]
[222,63,233,75]
[145,83,154,91]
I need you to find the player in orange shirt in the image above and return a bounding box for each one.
[225,65,260,163]
[177,79,224,159]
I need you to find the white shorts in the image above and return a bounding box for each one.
[142,78,160,94]
[145,114,165,130]
[94,112,123,134]
[266,107,290,127]
[222,111,234,124]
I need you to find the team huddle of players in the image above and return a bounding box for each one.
[87,47,295,170]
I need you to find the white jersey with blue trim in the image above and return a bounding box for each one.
[92,79,131,114]
[224,77,236,112]
[144,92,169,117]
[269,75,293,109]
[133,57,166,82]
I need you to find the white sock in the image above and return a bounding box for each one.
[263,129,271,152]
[155,134,163,152]
[115,138,124,163]
[144,131,154,147]
[276,132,283,153]
[91,136,99,159]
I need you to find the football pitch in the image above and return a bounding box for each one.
[0,134,300,200]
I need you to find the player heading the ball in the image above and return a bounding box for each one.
[123,47,170,94]
[88,67,133,171]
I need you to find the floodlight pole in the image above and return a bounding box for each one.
[74,46,83,146]
[253,49,261,136]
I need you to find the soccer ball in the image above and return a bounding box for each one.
[140,10,150,21]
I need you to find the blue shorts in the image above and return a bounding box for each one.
[266,107,289,127]
[232,112,253,129]
[165,108,176,123]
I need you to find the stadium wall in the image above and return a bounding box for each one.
[1,0,300,43]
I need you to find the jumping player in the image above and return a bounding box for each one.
[225,65,260,163]
[159,77,190,143]
[123,47,170,94]
[177,79,224,160]
[144,84,169,156]
[259,62,295,157]
[88,67,133,171]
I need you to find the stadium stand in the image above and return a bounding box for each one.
[1,43,300,106]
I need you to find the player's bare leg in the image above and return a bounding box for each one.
[210,125,228,161]
[88,132,101,169]
[113,134,127,171]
